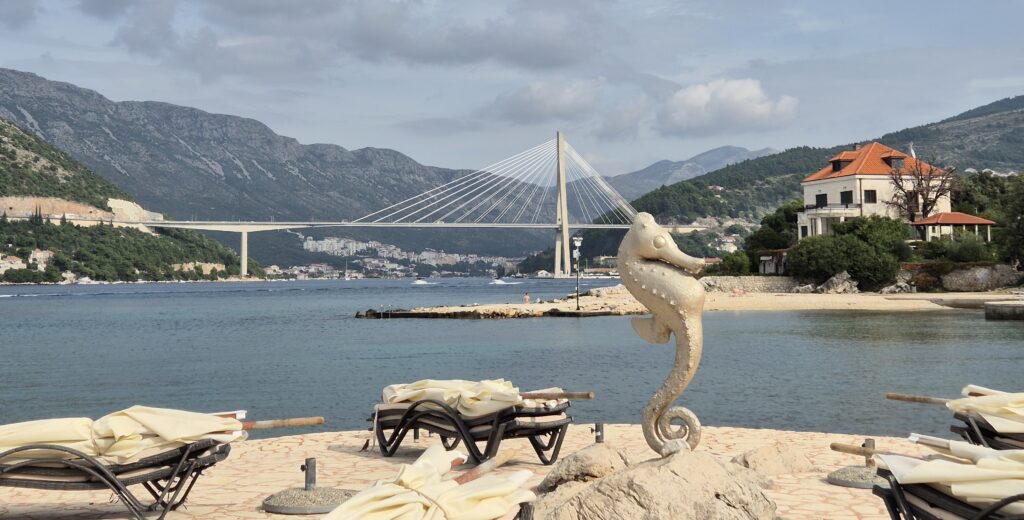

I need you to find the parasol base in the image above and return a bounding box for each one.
[261,487,356,515]
[826,466,887,489]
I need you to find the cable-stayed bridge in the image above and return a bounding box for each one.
[110,132,701,276]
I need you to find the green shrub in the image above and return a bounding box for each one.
[786,234,898,289]
[719,251,751,275]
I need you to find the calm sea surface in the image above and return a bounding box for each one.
[1,279,1021,439]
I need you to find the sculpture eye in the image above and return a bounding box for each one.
[653,236,667,248]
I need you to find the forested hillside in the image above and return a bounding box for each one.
[0,118,255,282]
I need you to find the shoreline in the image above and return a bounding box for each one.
[361,284,1023,318]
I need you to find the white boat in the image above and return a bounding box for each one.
[412,277,434,285]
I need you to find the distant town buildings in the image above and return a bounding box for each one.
[0,255,27,274]
[299,235,522,277]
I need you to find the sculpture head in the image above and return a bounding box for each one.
[619,213,704,274]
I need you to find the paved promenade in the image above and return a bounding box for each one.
[0,424,926,519]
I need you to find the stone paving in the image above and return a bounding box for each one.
[0,424,929,519]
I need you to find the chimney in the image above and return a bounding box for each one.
[852,143,861,150]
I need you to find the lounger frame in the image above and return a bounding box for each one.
[0,439,230,520]
[951,412,1024,451]
[373,399,571,465]
[873,469,1024,520]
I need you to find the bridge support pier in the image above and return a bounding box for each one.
[240,231,248,278]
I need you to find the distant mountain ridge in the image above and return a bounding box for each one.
[0,68,548,261]
[604,145,776,200]
[630,94,1024,225]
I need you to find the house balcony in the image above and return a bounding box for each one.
[801,203,862,218]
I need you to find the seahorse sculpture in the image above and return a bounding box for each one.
[617,212,707,456]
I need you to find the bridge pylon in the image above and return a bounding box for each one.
[553,131,572,277]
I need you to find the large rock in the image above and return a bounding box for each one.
[791,283,815,294]
[539,444,632,492]
[941,264,1024,292]
[533,449,776,520]
[880,282,912,294]
[731,443,815,477]
[816,271,859,294]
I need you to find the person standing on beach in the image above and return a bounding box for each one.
[523,292,530,304]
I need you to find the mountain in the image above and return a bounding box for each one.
[0,117,253,282]
[633,94,1024,225]
[604,146,775,200]
[0,68,547,261]
[0,117,129,208]
[521,94,1024,267]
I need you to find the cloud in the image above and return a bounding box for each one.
[484,80,603,124]
[594,98,649,141]
[330,0,609,70]
[77,0,136,19]
[396,117,486,136]
[655,79,797,137]
[170,28,326,82]
[112,0,178,58]
[0,0,38,29]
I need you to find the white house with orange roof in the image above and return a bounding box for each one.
[796,142,952,239]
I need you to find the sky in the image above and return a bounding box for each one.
[2,0,1024,175]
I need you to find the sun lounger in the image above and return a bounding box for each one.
[372,399,572,465]
[873,469,1024,520]
[950,412,1024,450]
[0,438,230,520]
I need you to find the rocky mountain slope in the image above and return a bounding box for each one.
[0,117,253,282]
[0,68,546,260]
[633,94,1024,225]
[604,146,775,200]
[0,118,128,209]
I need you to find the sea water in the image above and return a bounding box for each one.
[1,279,1020,439]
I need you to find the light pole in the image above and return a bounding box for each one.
[572,236,583,311]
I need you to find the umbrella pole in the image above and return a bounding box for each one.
[453,449,518,485]
[907,433,953,451]
[242,417,325,430]
[520,391,594,400]
[885,392,949,405]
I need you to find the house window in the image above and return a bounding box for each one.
[864,190,877,204]
[800,226,808,238]
[815,194,827,207]
[840,190,853,205]
[891,158,904,169]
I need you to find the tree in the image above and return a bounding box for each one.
[832,216,912,261]
[1001,175,1024,266]
[719,251,751,275]
[786,234,898,290]
[744,200,802,269]
[885,158,956,225]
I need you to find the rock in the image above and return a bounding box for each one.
[941,264,1024,292]
[731,443,815,477]
[895,269,914,284]
[533,449,775,520]
[583,284,627,298]
[791,283,815,294]
[880,282,912,294]
[816,271,859,294]
[538,444,632,492]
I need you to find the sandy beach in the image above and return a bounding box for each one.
[398,285,1022,318]
[0,424,928,520]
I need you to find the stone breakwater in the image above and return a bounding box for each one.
[355,283,1023,319]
